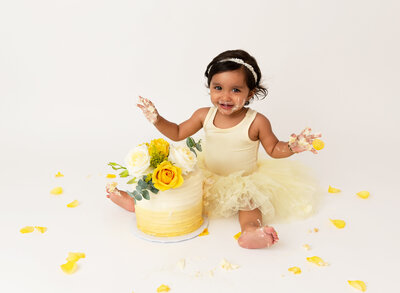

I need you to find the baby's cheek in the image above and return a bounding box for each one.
[232,98,246,111]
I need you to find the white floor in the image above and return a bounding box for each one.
[0,139,399,293]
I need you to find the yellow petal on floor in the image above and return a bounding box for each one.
[348,280,367,292]
[35,226,47,233]
[356,191,370,199]
[312,139,325,150]
[198,228,209,236]
[330,219,346,229]
[233,232,241,240]
[288,266,301,274]
[66,200,79,208]
[314,228,319,232]
[306,256,328,266]
[157,284,170,292]
[55,172,64,177]
[303,244,311,250]
[50,187,63,195]
[106,174,116,178]
[66,252,86,262]
[20,226,35,233]
[328,186,341,193]
[60,261,78,274]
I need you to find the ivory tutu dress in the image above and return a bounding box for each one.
[199,107,320,223]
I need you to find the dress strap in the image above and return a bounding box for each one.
[241,108,258,129]
[203,107,217,128]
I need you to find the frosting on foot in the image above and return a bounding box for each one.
[238,226,279,249]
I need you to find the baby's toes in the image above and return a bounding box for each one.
[263,226,279,243]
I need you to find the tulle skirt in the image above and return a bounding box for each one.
[198,156,321,224]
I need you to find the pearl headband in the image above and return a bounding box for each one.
[207,58,258,83]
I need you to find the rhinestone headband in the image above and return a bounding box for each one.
[207,58,258,83]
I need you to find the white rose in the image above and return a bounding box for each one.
[124,144,152,178]
[168,145,197,175]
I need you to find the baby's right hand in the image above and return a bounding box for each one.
[137,96,159,124]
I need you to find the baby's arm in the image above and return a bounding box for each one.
[254,114,321,158]
[137,96,208,141]
[254,114,292,158]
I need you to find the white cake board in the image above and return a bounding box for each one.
[132,216,209,243]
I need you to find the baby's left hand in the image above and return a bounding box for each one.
[289,127,322,154]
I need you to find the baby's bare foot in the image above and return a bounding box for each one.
[106,187,135,212]
[238,225,279,249]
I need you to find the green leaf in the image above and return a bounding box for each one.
[189,148,197,157]
[142,189,150,200]
[186,137,195,148]
[138,179,148,189]
[150,186,159,194]
[119,169,129,177]
[126,177,137,184]
[108,162,127,170]
[195,142,202,152]
[133,190,142,201]
[136,185,143,193]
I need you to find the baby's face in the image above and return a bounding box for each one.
[209,68,253,116]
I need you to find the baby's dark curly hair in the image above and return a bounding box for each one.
[205,49,268,105]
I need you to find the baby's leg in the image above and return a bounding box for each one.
[237,209,279,249]
[106,188,135,212]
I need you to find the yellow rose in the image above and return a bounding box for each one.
[148,138,169,157]
[152,161,183,191]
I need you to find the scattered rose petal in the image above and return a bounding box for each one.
[50,187,63,195]
[106,174,116,179]
[67,200,79,208]
[220,258,240,271]
[55,172,64,177]
[66,252,86,262]
[233,232,241,240]
[60,260,78,274]
[35,226,47,233]
[330,219,346,229]
[306,256,328,266]
[20,226,34,234]
[356,191,370,199]
[288,266,301,274]
[328,186,341,193]
[348,280,367,292]
[157,284,170,292]
[198,228,209,236]
[312,139,324,150]
[314,228,319,232]
[303,244,311,250]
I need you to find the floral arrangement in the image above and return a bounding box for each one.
[108,137,201,201]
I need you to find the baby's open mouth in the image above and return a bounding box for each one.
[219,102,233,110]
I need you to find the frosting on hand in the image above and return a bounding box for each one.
[137,96,159,124]
[288,127,322,154]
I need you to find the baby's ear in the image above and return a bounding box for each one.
[247,89,256,99]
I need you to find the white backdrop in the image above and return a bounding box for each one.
[1,1,399,292]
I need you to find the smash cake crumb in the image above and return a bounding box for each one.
[106,182,120,195]
[220,258,240,271]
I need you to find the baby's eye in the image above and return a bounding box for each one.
[214,86,222,90]
[232,88,241,93]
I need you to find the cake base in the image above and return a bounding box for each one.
[132,216,209,243]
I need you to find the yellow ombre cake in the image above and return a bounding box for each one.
[134,167,204,237]
[108,137,204,238]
